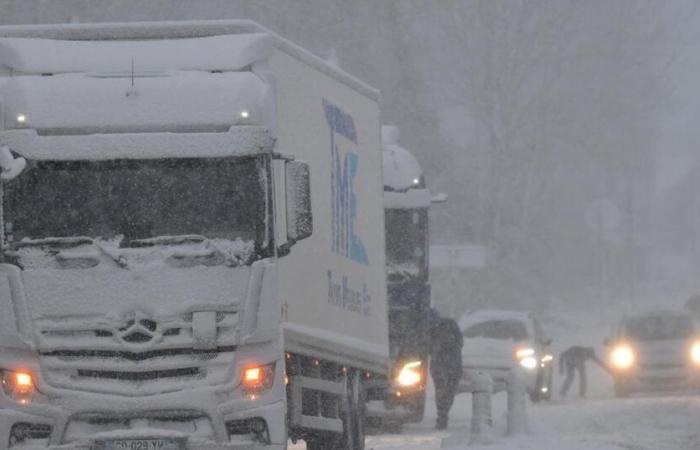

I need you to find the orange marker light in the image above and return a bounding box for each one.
[1,370,35,403]
[15,372,33,389]
[244,367,263,384]
[241,363,275,395]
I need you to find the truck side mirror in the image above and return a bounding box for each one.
[285,161,313,242]
[0,146,26,181]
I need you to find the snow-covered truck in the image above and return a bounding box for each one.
[366,126,443,429]
[0,21,387,450]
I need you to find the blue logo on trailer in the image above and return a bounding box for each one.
[323,99,368,266]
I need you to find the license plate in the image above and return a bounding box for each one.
[96,439,184,450]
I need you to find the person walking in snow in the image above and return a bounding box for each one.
[429,315,463,430]
[559,345,607,398]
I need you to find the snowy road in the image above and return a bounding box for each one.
[290,390,700,449]
[363,393,700,450]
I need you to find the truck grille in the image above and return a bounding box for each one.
[36,312,238,395]
[77,367,200,381]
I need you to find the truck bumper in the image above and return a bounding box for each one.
[0,391,286,450]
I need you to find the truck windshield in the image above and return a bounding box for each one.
[385,208,428,281]
[3,156,269,252]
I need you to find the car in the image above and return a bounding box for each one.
[457,309,554,402]
[606,310,700,397]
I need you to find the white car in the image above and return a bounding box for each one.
[606,310,700,397]
[458,310,554,401]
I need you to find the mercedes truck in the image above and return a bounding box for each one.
[0,20,387,450]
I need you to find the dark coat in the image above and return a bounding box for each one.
[429,317,464,381]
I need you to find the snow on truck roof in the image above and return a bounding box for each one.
[382,125,424,192]
[0,34,272,74]
[0,20,380,101]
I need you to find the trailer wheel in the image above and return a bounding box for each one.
[305,370,366,450]
[347,369,366,450]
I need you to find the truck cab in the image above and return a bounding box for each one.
[368,126,439,426]
[0,21,387,450]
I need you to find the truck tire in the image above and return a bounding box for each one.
[306,370,366,450]
[406,391,426,423]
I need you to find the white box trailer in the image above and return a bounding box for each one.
[0,21,387,450]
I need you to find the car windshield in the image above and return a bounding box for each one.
[463,319,530,341]
[385,208,428,280]
[3,156,269,250]
[624,315,695,341]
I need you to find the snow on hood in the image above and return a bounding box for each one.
[17,238,254,319]
[462,337,523,364]
[0,33,273,74]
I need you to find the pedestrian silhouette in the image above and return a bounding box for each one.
[429,315,463,430]
[559,345,607,397]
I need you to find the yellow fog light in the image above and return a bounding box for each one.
[611,345,635,370]
[396,361,423,387]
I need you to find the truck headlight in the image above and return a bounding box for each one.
[396,361,423,387]
[1,369,35,404]
[690,342,700,365]
[610,345,635,370]
[241,363,275,398]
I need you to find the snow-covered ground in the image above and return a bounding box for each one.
[355,390,700,450]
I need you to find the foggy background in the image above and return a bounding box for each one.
[2,0,698,320]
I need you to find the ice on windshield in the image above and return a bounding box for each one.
[462,319,530,341]
[3,156,269,252]
[385,208,427,280]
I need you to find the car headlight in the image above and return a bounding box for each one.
[1,369,35,404]
[690,342,700,365]
[519,356,538,370]
[513,347,538,370]
[610,345,635,370]
[396,361,423,387]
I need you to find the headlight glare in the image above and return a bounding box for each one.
[515,347,535,359]
[1,369,35,404]
[396,361,423,387]
[610,345,635,370]
[690,342,700,365]
[240,363,275,397]
[519,356,538,370]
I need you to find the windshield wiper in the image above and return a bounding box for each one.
[15,237,94,248]
[120,234,207,248]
